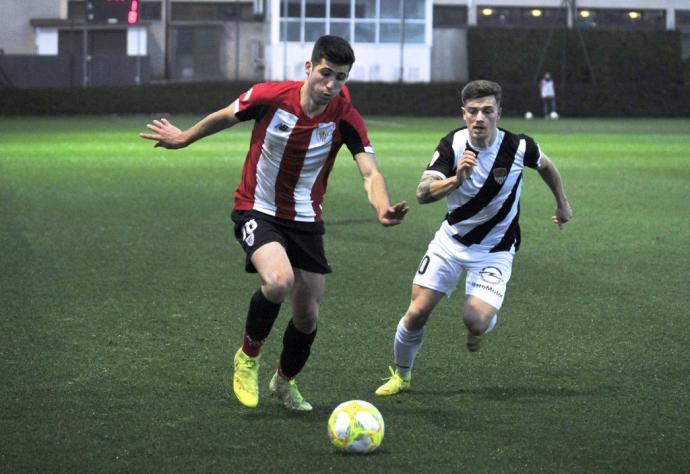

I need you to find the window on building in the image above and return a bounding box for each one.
[68,1,86,20]
[355,0,376,19]
[141,2,162,21]
[677,10,690,29]
[380,0,401,19]
[171,2,254,22]
[280,0,302,17]
[280,0,426,44]
[331,0,350,18]
[477,6,565,27]
[575,9,666,29]
[306,0,326,17]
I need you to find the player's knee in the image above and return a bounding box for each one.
[262,271,294,302]
[463,310,495,336]
[292,313,318,334]
[404,307,431,331]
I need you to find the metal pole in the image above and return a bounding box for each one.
[283,0,288,80]
[135,26,142,85]
[83,26,89,87]
[399,0,405,82]
[164,0,170,80]
[235,0,240,80]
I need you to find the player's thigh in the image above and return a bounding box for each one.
[464,251,513,312]
[464,295,499,321]
[412,241,463,297]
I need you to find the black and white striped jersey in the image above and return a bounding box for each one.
[423,127,542,253]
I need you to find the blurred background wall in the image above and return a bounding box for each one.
[1,0,688,116]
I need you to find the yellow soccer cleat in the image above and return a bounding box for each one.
[269,371,313,411]
[375,366,411,396]
[233,348,260,408]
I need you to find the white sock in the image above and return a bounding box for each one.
[393,317,426,377]
[482,314,498,335]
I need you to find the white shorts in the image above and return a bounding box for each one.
[412,224,514,310]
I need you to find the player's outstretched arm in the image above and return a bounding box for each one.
[536,154,572,229]
[139,103,240,149]
[354,152,408,226]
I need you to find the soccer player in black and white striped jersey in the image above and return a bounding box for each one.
[375,80,572,396]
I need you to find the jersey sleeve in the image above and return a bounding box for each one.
[339,103,374,157]
[233,82,272,121]
[521,134,542,168]
[424,133,456,179]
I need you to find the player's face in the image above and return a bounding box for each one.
[462,96,501,146]
[305,58,350,105]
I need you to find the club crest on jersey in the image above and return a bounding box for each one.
[493,167,508,184]
[317,128,330,143]
[275,123,290,132]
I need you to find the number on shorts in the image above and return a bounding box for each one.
[241,219,258,245]
[417,255,430,275]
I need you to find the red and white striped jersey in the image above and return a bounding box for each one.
[232,81,373,223]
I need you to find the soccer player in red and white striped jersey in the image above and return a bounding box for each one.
[141,35,408,411]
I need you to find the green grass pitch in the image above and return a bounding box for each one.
[1,116,688,472]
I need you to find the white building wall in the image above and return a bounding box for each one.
[266,42,431,82]
[265,0,433,82]
[0,0,62,54]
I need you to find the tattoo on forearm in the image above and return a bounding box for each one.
[416,176,440,203]
[417,181,432,203]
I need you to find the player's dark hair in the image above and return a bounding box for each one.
[311,35,355,69]
[460,80,502,106]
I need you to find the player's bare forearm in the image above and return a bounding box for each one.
[354,152,408,226]
[537,155,572,228]
[537,156,569,207]
[140,106,238,149]
[416,174,459,204]
[183,108,238,146]
[365,173,392,216]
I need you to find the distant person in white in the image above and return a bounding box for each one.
[540,72,557,119]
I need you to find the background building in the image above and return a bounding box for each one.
[0,0,689,88]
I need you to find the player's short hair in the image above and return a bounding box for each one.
[311,35,356,69]
[461,80,502,107]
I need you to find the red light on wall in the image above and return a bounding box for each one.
[128,0,139,24]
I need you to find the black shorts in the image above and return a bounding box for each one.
[231,210,332,274]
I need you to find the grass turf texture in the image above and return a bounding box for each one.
[1,116,688,473]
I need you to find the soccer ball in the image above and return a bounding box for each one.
[524,111,534,120]
[550,111,559,120]
[327,400,384,454]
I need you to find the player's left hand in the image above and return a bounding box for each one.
[552,203,572,230]
[140,118,187,149]
[379,201,409,226]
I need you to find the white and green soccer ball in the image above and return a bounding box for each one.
[524,111,534,120]
[327,400,385,454]
[550,111,559,119]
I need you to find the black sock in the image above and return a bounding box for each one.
[242,289,281,356]
[279,320,317,379]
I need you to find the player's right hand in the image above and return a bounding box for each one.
[456,149,477,184]
[139,118,187,149]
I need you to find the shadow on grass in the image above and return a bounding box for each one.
[325,218,377,226]
[409,384,619,400]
